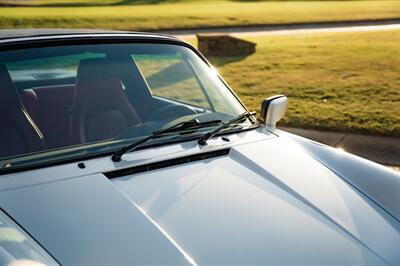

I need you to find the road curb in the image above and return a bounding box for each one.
[279,127,400,167]
[158,18,400,36]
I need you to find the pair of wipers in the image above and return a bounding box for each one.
[111,111,256,162]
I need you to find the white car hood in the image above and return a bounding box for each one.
[0,130,399,265]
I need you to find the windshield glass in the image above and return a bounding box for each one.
[0,42,248,170]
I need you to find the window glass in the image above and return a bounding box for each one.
[0,42,248,170]
[6,53,105,82]
[134,54,211,109]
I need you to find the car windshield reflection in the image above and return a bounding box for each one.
[0,42,248,170]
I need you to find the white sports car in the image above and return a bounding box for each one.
[0,29,399,266]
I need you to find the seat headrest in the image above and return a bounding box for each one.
[75,58,125,106]
[0,63,22,110]
[77,58,114,80]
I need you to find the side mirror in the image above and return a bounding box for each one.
[260,95,288,130]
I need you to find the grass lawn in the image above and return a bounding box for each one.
[191,30,400,137]
[0,1,399,30]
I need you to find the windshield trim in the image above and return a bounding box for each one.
[0,122,259,175]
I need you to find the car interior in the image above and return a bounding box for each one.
[0,63,46,158]
[0,48,210,159]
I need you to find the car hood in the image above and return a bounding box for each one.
[0,130,399,265]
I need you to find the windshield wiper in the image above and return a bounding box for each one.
[197,111,256,146]
[111,118,221,162]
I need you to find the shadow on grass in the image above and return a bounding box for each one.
[146,61,192,87]
[111,0,179,5]
[208,55,250,67]
[0,0,181,7]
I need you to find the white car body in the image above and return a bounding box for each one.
[1,127,399,265]
[0,30,399,266]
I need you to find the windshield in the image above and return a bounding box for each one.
[0,41,249,170]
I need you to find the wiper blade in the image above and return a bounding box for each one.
[111,118,221,162]
[197,111,256,146]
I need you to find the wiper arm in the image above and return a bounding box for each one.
[197,111,256,146]
[111,118,221,162]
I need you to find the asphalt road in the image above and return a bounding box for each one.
[280,127,400,172]
[158,19,400,38]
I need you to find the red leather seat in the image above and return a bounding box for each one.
[20,84,75,149]
[0,64,45,158]
[71,58,141,144]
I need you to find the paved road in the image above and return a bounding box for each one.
[280,127,400,172]
[158,19,400,38]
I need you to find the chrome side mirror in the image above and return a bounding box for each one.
[260,95,288,130]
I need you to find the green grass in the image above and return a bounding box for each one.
[0,1,399,30]
[196,30,400,137]
[0,0,120,6]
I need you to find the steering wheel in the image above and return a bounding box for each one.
[149,104,197,122]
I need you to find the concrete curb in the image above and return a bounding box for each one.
[158,18,400,36]
[278,127,400,167]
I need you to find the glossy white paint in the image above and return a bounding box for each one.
[0,127,399,265]
[0,174,192,265]
[265,96,288,129]
[279,129,400,222]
